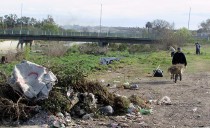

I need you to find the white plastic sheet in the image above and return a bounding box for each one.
[8,60,57,100]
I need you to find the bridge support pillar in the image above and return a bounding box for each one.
[17,39,33,50]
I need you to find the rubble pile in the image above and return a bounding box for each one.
[0,61,151,127]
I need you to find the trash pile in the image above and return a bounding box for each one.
[0,60,151,127]
[100,57,120,65]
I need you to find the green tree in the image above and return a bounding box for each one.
[42,23,59,33]
[41,15,60,33]
[174,27,192,45]
[0,17,3,29]
[3,14,17,28]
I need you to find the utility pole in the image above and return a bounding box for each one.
[188,7,191,30]
[21,3,23,32]
[99,4,102,36]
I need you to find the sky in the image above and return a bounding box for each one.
[0,0,210,30]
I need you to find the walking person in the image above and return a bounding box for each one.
[172,47,187,81]
[172,47,187,66]
[195,42,201,55]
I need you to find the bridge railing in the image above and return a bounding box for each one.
[0,29,156,39]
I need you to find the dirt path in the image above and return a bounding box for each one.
[131,72,210,127]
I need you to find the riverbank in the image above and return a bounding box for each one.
[0,40,19,54]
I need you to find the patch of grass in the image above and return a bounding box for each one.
[2,43,210,81]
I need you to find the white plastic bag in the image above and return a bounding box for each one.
[8,60,57,100]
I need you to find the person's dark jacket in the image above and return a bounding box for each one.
[172,52,187,66]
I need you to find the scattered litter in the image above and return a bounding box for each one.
[158,96,171,105]
[23,111,74,127]
[153,69,163,77]
[123,82,130,86]
[149,99,157,104]
[140,109,152,115]
[114,80,121,83]
[153,65,163,77]
[100,57,120,65]
[127,103,140,114]
[123,83,139,90]
[130,84,139,90]
[193,107,197,112]
[100,79,105,83]
[123,82,130,89]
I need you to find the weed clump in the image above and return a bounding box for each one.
[113,96,130,114]
[129,94,150,109]
[71,81,115,106]
[40,90,71,113]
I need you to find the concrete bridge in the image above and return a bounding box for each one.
[0,30,157,48]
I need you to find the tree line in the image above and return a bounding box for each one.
[0,14,62,33]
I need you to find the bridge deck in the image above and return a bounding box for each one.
[0,31,156,44]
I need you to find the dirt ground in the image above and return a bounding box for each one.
[84,68,210,128]
[119,72,210,128]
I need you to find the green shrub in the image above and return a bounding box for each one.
[40,90,71,113]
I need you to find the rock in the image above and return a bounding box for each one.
[65,116,72,126]
[99,105,114,115]
[53,120,60,128]
[79,109,86,116]
[130,84,139,90]
[69,93,79,110]
[119,123,129,127]
[82,113,94,120]
[109,123,119,128]
[56,112,64,118]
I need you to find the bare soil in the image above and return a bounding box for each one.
[86,67,210,128]
[128,72,210,128]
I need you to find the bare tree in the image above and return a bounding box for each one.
[198,19,210,33]
[152,19,174,33]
